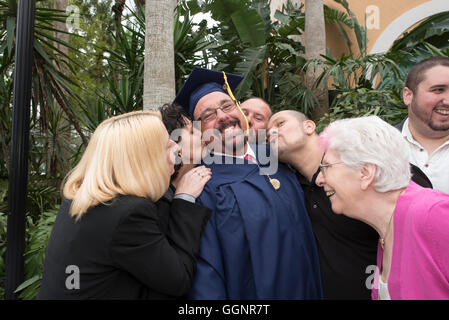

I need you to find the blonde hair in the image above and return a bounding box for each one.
[63,110,170,220]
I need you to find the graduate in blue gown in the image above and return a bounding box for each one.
[173,67,323,299]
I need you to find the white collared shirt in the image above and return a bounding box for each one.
[401,118,449,194]
[210,143,258,164]
[378,278,391,300]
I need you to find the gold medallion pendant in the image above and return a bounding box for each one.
[380,238,385,250]
[270,178,281,190]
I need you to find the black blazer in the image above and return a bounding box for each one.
[37,194,211,300]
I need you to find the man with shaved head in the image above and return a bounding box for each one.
[267,110,432,299]
[241,97,272,144]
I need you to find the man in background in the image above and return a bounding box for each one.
[241,97,272,144]
[399,56,449,194]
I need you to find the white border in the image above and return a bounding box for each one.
[369,0,449,54]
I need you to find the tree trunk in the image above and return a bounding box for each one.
[143,0,177,110]
[54,0,69,71]
[304,0,329,121]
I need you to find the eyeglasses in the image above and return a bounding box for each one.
[319,161,343,177]
[198,102,236,123]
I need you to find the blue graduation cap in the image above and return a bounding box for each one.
[173,67,244,117]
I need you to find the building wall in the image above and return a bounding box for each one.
[269,0,449,56]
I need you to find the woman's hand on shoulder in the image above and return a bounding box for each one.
[175,166,211,199]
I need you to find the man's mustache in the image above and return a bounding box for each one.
[434,102,449,110]
[217,119,241,132]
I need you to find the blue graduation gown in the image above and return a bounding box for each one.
[188,146,323,299]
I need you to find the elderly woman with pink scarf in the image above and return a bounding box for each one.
[315,115,449,300]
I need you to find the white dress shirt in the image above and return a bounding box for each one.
[378,278,391,300]
[401,118,449,194]
[210,143,258,164]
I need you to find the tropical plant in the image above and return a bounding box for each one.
[90,0,213,120]
[13,206,58,300]
[329,0,367,56]
[0,75,12,177]
[387,11,449,77]
[391,11,449,55]
[200,0,319,115]
[99,23,145,114]
[197,0,393,120]
[0,177,59,299]
[0,210,6,298]
[305,53,407,127]
[0,178,7,298]
[301,0,410,127]
[174,0,212,90]
[0,0,88,180]
[68,0,117,108]
[314,87,406,132]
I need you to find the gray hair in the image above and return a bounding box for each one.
[320,116,411,192]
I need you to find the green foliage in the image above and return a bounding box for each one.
[0,0,89,184]
[0,75,12,177]
[301,1,412,126]
[199,0,409,121]
[305,52,406,92]
[0,176,59,299]
[332,0,367,56]
[202,0,317,114]
[68,0,116,95]
[86,0,213,120]
[387,11,449,80]
[0,179,7,298]
[14,206,58,300]
[25,176,60,221]
[392,11,449,53]
[316,88,406,133]
[0,211,6,298]
[174,2,214,90]
[304,51,407,127]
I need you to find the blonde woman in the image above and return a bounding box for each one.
[37,111,212,299]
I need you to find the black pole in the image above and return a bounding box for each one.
[4,0,36,300]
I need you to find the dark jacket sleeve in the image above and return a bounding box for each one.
[109,198,211,297]
[395,117,407,131]
[411,164,433,189]
[395,117,433,189]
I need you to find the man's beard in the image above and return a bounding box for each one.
[217,119,247,154]
[411,99,449,132]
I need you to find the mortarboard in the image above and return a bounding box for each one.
[173,67,244,117]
